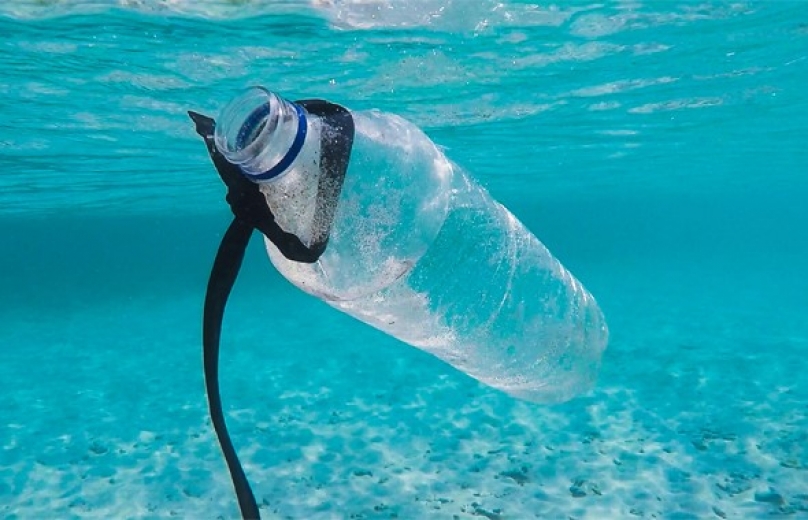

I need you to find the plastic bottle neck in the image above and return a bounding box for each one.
[214,87,307,182]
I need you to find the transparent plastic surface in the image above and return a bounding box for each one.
[215,91,609,404]
[331,170,608,403]
[265,110,454,301]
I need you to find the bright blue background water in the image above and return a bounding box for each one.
[1,1,807,518]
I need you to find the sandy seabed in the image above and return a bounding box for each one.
[2,265,806,519]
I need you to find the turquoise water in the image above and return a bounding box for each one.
[2,1,808,518]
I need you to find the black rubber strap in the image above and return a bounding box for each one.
[202,218,259,519]
[189,100,354,520]
[295,99,354,250]
[189,110,324,263]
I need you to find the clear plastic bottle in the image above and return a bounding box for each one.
[214,87,608,404]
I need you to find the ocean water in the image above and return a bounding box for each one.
[2,1,807,518]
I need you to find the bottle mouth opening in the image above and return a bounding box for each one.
[214,86,277,164]
[213,86,308,181]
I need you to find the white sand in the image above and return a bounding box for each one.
[2,263,807,519]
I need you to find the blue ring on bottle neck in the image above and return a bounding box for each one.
[236,102,307,182]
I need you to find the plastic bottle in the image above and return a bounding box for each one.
[214,87,608,404]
